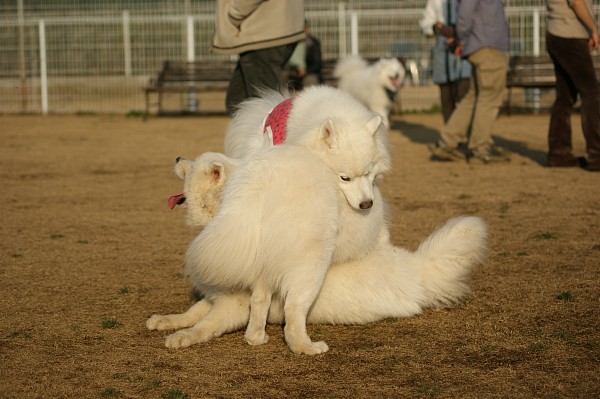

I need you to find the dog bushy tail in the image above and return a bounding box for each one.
[415,216,488,308]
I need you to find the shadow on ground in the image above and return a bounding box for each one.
[392,118,547,166]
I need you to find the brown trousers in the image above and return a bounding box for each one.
[546,33,600,167]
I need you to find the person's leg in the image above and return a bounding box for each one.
[467,47,507,154]
[439,83,454,123]
[225,63,247,116]
[226,43,296,115]
[455,78,470,105]
[546,34,580,166]
[439,73,476,148]
[547,35,600,169]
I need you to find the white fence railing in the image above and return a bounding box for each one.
[1,5,598,114]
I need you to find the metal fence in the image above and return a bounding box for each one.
[0,1,597,115]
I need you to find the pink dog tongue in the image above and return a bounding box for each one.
[168,192,185,209]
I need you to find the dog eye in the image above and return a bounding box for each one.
[340,176,351,182]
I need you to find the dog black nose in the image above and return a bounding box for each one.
[359,200,373,209]
[176,156,183,163]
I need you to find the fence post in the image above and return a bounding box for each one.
[18,0,28,112]
[39,19,48,115]
[123,10,132,77]
[338,2,347,56]
[351,12,358,56]
[186,15,197,112]
[530,8,541,111]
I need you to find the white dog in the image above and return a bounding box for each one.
[173,94,388,355]
[148,152,489,351]
[334,56,405,127]
[223,86,391,264]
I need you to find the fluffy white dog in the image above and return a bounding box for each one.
[334,56,405,127]
[148,152,489,353]
[166,90,388,354]
[223,86,391,265]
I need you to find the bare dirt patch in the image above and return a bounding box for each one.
[1,112,598,398]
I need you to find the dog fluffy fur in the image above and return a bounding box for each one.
[160,87,390,354]
[147,152,489,352]
[223,86,391,264]
[334,56,405,127]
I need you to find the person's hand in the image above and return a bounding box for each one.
[589,31,599,52]
[447,37,462,56]
[434,23,455,38]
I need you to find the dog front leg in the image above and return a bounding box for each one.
[244,285,272,346]
[146,299,212,331]
[164,292,250,349]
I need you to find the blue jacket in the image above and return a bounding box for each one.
[456,0,510,57]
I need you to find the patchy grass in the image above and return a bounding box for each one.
[161,388,189,399]
[532,232,556,240]
[556,292,574,302]
[101,318,122,329]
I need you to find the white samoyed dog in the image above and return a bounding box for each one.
[334,56,405,128]
[223,86,391,264]
[148,152,489,353]
[165,97,388,354]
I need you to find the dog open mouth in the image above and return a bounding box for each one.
[168,192,186,209]
[389,74,401,89]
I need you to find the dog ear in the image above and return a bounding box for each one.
[366,115,383,136]
[173,157,193,180]
[208,161,226,185]
[318,119,337,148]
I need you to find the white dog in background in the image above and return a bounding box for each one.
[147,152,489,352]
[334,56,405,127]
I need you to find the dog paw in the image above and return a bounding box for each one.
[244,331,270,346]
[146,314,174,331]
[289,340,329,355]
[164,329,197,349]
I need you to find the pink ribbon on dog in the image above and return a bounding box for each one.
[263,97,294,145]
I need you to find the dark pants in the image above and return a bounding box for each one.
[546,33,600,168]
[439,78,471,123]
[226,43,297,116]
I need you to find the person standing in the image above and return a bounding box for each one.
[428,0,510,163]
[545,0,600,171]
[211,0,305,116]
[420,0,471,123]
[284,21,323,91]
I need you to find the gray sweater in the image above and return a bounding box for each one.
[456,0,510,57]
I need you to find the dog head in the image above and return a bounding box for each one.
[377,58,405,93]
[316,114,391,211]
[168,152,239,229]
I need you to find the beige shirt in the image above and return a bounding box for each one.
[546,0,594,39]
[211,0,305,55]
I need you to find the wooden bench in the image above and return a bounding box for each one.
[505,54,600,114]
[144,60,235,119]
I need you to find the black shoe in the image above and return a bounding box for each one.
[428,141,467,161]
[547,156,587,168]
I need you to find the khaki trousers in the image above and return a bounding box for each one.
[441,47,507,152]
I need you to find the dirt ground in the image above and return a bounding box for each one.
[1,111,599,399]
